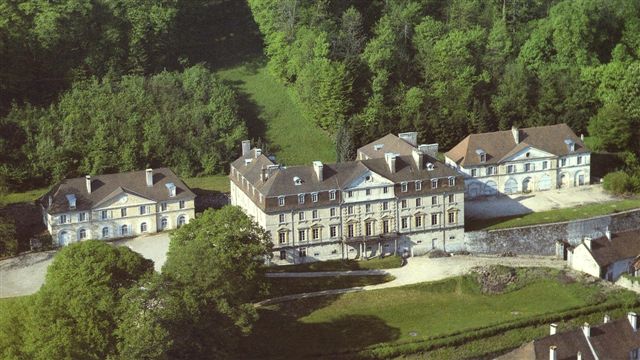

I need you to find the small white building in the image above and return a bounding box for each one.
[444,123,590,198]
[568,229,640,281]
[40,168,196,246]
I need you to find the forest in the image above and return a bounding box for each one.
[2,0,640,192]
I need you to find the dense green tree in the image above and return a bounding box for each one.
[0,216,17,257]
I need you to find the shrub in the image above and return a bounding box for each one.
[603,171,632,194]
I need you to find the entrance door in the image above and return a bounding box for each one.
[504,179,518,194]
[559,174,567,188]
[578,174,585,186]
[522,178,531,192]
[58,231,70,246]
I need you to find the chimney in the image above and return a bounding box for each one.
[584,237,592,250]
[255,148,262,158]
[412,149,424,170]
[605,227,611,241]
[241,140,251,156]
[604,314,611,323]
[629,312,638,331]
[549,346,557,360]
[312,161,323,182]
[582,323,590,338]
[145,169,153,187]
[419,144,439,159]
[384,153,397,173]
[398,132,418,147]
[85,175,92,194]
[512,126,519,144]
[580,134,584,141]
[577,351,582,360]
[550,323,558,335]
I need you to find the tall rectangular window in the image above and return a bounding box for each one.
[431,214,438,225]
[524,163,531,172]
[448,212,456,224]
[139,206,147,215]
[179,200,185,209]
[298,230,306,242]
[365,222,373,236]
[278,196,285,206]
[448,194,454,203]
[78,212,86,222]
[382,202,389,211]
[577,156,582,165]
[279,214,285,223]
[383,187,389,194]
[347,205,354,215]
[101,210,108,220]
[298,212,305,221]
[401,217,408,229]
[542,161,548,170]
[298,194,305,204]
[330,226,337,238]
[279,232,287,244]
[401,182,408,192]
[365,189,371,196]
[471,169,477,177]
[448,177,455,186]
[161,202,167,211]
[561,158,567,167]
[365,204,372,213]
[347,191,353,198]
[312,210,318,219]
[401,200,407,209]
[382,220,389,234]
[312,228,320,240]
[330,207,336,217]
[347,224,354,238]
[59,215,67,224]
[416,198,422,207]
[280,251,286,260]
[311,193,318,202]
[415,181,422,190]
[431,196,437,205]
[415,215,422,227]
[121,208,127,217]
[507,165,515,173]
[329,190,336,200]
[431,179,438,189]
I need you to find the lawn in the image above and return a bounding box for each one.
[265,256,403,273]
[183,174,230,193]
[265,275,394,299]
[241,269,628,359]
[0,187,49,206]
[466,198,640,231]
[217,63,336,166]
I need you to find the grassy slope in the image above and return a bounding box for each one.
[0,188,49,206]
[243,272,614,358]
[467,198,640,231]
[265,275,394,299]
[266,256,403,273]
[183,175,230,193]
[217,64,336,166]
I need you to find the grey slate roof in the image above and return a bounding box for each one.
[358,133,416,159]
[587,229,640,267]
[42,168,195,214]
[445,123,589,167]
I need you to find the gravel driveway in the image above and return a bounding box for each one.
[0,232,171,298]
[465,184,617,220]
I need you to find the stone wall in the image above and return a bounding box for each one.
[462,208,640,255]
[615,275,640,294]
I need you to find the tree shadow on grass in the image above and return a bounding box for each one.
[192,189,228,212]
[238,295,401,359]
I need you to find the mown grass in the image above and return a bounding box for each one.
[466,198,640,231]
[0,187,49,206]
[265,256,403,273]
[241,269,623,359]
[265,275,394,299]
[218,63,336,166]
[183,174,230,193]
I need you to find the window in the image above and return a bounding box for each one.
[471,169,477,177]
[347,205,354,215]
[382,220,390,233]
[401,182,408,192]
[507,165,515,174]
[401,217,408,229]
[347,191,353,198]
[179,200,185,209]
[279,232,287,244]
[401,199,407,209]
[101,210,108,220]
[365,204,372,213]
[177,215,186,227]
[279,214,285,223]
[161,217,168,229]
[139,206,146,215]
[161,202,167,211]
[431,179,438,189]
[415,215,422,227]
[278,196,285,206]
[416,198,422,207]
[480,153,486,163]
[347,224,354,238]
[383,186,389,194]
[524,163,531,172]
[448,212,456,224]
[330,226,337,238]
[121,208,127,217]
[415,181,422,190]
[330,207,336,217]
[577,156,582,165]
[298,230,306,242]
[431,214,438,225]
[365,222,373,236]
[299,248,307,258]
[382,201,389,211]
[298,194,305,204]
[329,190,336,200]
[121,225,128,235]
[448,194,455,203]
[312,228,320,240]
[102,227,109,238]
[78,212,86,222]
[79,229,87,240]
[141,222,148,232]
[560,158,567,167]
[542,161,548,170]
[312,192,318,202]
[487,166,496,175]
[312,210,318,219]
[448,177,455,186]
[365,189,371,196]
[280,250,286,260]
[59,215,67,224]
[431,196,437,205]
[298,211,305,221]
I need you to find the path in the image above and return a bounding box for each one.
[258,255,565,306]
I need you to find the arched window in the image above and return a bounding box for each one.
[59,231,70,246]
[121,225,128,236]
[140,222,147,232]
[79,229,87,240]
[178,215,186,227]
[102,227,109,238]
[161,218,168,229]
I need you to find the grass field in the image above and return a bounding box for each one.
[265,275,394,299]
[0,187,48,206]
[242,269,624,358]
[266,256,403,273]
[466,198,640,231]
[183,174,230,193]
[218,63,336,166]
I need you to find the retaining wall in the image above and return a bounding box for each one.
[462,208,640,255]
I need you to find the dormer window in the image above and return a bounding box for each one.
[298,194,305,204]
[293,176,302,185]
[448,177,455,186]
[401,182,408,192]
[329,190,336,200]
[431,179,438,189]
[415,181,422,190]
[564,139,575,152]
[374,144,384,151]
[426,163,434,171]
[278,196,285,206]
[65,194,76,209]
[311,192,318,202]
[165,183,176,197]
[476,149,486,163]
